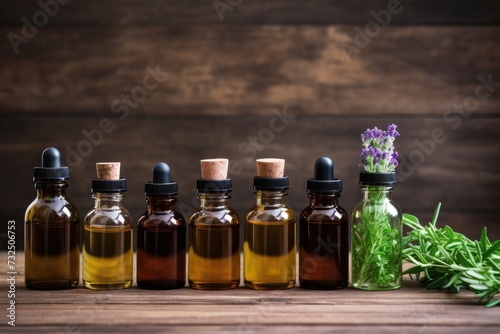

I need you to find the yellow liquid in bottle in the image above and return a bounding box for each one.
[188,224,240,289]
[83,225,133,290]
[244,219,296,289]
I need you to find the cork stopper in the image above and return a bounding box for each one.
[200,158,228,180]
[96,162,121,180]
[256,158,285,178]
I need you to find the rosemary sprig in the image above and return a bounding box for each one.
[403,203,500,307]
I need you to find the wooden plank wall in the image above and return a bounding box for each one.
[1,1,500,250]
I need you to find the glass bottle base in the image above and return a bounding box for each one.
[83,280,132,290]
[138,279,185,290]
[299,279,348,290]
[188,280,239,290]
[244,280,295,290]
[25,279,78,290]
[352,282,401,291]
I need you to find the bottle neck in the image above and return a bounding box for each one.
[147,196,177,213]
[360,185,393,202]
[93,192,125,209]
[308,192,340,208]
[255,190,287,207]
[199,193,230,209]
[35,180,68,198]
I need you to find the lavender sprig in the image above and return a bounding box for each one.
[361,124,399,173]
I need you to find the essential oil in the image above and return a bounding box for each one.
[299,157,348,290]
[25,147,79,289]
[188,158,240,290]
[83,162,133,290]
[244,158,296,290]
[137,162,186,289]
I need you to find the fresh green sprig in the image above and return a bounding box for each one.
[403,203,500,307]
[352,187,401,289]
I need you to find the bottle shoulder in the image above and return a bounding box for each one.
[25,197,79,223]
[246,204,296,222]
[84,207,133,226]
[138,211,186,227]
[189,207,239,226]
[300,205,348,223]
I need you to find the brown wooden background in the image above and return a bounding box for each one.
[1,1,500,250]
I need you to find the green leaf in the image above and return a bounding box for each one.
[480,227,490,252]
[403,265,425,275]
[443,273,461,288]
[469,284,489,291]
[483,240,500,259]
[474,241,483,263]
[486,299,500,308]
[431,202,442,226]
[465,269,486,281]
[426,275,448,289]
[445,225,456,241]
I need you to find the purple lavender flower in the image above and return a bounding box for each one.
[360,124,399,172]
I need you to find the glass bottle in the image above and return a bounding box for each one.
[244,177,296,290]
[188,179,240,289]
[25,147,79,289]
[83,173,133,290]
[137,162,186,289]
[351,172,402,290]
[299,157,348,290]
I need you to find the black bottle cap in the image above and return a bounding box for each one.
[196,179,232,193]
[145,162,178,196]
[33,147,70,181]
[91,179,127,193]
[359,171,396,185]
[253,176,289,191]
[307,157,342,193]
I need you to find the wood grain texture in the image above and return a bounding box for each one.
[1,0,500,26]
[0,253,499,333]
[1,26,500,116]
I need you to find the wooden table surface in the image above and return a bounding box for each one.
[1,252,499,334]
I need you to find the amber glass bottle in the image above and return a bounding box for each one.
[137,162,186,289]
[83,163,133,290]
[25,147,79,289]
[244,174,296,290]
[299,157,348,290]
[188,179,240,289]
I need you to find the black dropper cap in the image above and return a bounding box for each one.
[33,147,70,181]
[145,162,178,196]
[307,157,342,193]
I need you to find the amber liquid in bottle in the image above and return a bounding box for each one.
[25,182,80,289]
[299,193,348,289]
[137,197,186,289]
[83,192,133,290]
[189,193,240,289]
[244,191,296,290]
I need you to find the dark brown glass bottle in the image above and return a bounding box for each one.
[299,157,348,290]
[25,147,80,289]
[137,163,186,289]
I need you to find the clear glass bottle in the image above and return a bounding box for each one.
[299,157,348,290]
[83,177,133,290]
[189,179,240,289]
[244,177,296,290]
[137,162,186,289]
[351,172,402,290]
[25,147,79,289]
